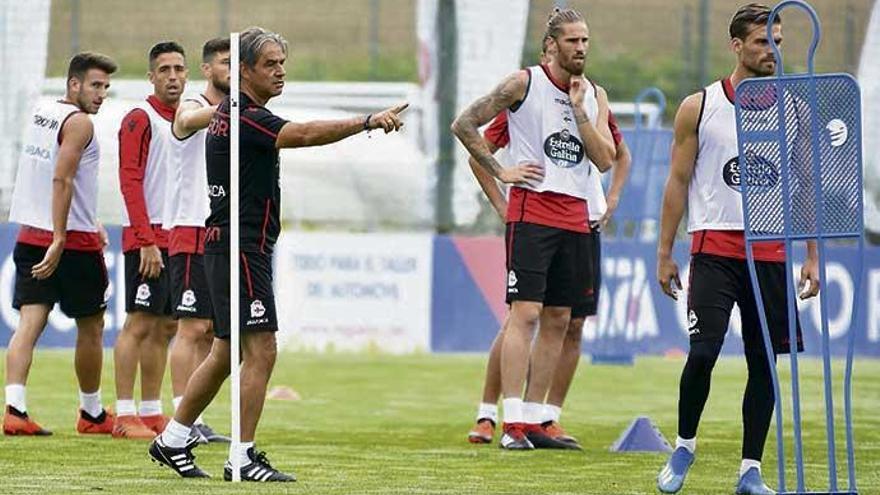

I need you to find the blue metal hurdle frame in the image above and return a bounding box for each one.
[734,1,863,493]
[590,87,671,365]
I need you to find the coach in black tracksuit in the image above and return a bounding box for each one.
[149,26,408,482]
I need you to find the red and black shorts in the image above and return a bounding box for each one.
[169,253,213,320]
[204,251,277,340]
[124,248,172,316]
[12,242,108,318]
[687,253,804,354]
[571,229,601,319]
[504,221,592,308]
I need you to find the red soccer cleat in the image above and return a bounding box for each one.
[542,420,582,449]
[140,414,170,435]
[467,418,495,444]
[76,408,115,434]
[499,422,534,450]
[112,414,156,440]
[3,406,52,436]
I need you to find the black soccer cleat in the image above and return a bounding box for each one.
[193,423,231,444]
[223,448,296,482]
[525,424,582,450]
[149,436,210,478]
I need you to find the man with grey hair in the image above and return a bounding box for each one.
[149,26,406,482]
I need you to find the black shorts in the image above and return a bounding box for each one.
[572,229,601,319]
[204,251,278,339]
[169,253,213,320]
[124,249,172,316]
[505,222,592,308]
[12,243,108,318]
[687,253,804,354]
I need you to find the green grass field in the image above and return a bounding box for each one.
[1,351,878,494]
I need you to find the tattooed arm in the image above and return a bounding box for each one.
[451,71,543,185]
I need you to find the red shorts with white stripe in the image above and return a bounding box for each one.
[169,253,213,320]
[204,251,277,339]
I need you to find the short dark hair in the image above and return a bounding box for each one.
[67,52,117,82]
[240,26,288,68]
[202,37,230,63]
[729,3,781,40]
[148,41,185,69]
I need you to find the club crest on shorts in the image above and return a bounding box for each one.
[177,289,197,312]
[687,309,700,336]
[507,270,518,294]
[135,283,151,306]
[250,299,266,318]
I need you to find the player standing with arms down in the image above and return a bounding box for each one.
[3,53,117,436]
[452,8,616,450]
[655,4,819,494]
[113,41,187,439]
[163,37,231,444]
[149,26,408,481]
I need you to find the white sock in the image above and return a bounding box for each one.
[230,441,254,467]
[79,390,103,418]
[5,384,26,413]
[543,404,562,423]
[139,400,163,416]
[501,397,523,424]
[476,402,498,424]
[740,459,761,477]
[523,402,544,424]
[160,419,191,448]
[676,435,696,454]
[116,399,137,417]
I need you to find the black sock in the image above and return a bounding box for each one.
[677,339,724,439]
[742,348,776,461]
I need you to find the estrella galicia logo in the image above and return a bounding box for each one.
[722,153,779,193]
[543,129,584,168]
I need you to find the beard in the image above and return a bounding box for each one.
[748,58,776,77]
[76,93,96,114]
[559,54,586,76]
[213,75,230,94]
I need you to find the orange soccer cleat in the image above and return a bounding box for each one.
[542,420,581,449]
[76,408,115,434]
[140,414,170,435]
[111,414,156,440]
[3,406,52,436]
[467,418,495,444]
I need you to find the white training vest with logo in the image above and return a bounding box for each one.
[121,100,171,227]
[506,65,599,201]
[163,93,211,229]
[9,100,100,232]
[688,80,799,233]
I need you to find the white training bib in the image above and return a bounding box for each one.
[506,65,599,201]
[9,100,100,232]
[121,99,171,227]
[163,93,211,229]
[688,80,799,233]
